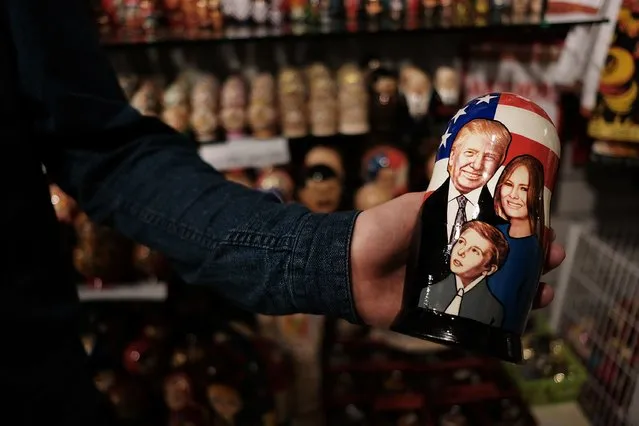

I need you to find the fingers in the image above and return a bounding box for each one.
[532,282,554,309]
[544,242,566,274]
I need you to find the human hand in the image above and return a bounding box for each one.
[350,192,566,328]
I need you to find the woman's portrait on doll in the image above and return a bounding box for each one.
[488,154,545,332]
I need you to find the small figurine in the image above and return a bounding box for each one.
[162,80,191,133]
[207,382,243,426]
[304,145,345,179]
[256,168,295,202]
[434,66,461,107]
[131,79,162,117]
[354,182,393,210]
[253,0,270,24]
[344,0,361,21]
[208,0,224,32]
[191,108,218,143]
[248,73,278,139]
[337,64,369,135]
[369,69,400,138]
[164,372,209,426]
[366,0,383,17]
[309,98,338,137]
[298,164,342,213]
[220,76,247,140]
[278,68,308,138]
[439,406,468,426]
[49,184,78,224]
[399,65,433,120]
[389,0,404,20]
[361,145,409,197]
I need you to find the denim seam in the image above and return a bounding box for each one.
[288,212,314,309]
[345,210,364,324]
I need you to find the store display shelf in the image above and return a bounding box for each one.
[77,281,168,302]
[100,15,607,48]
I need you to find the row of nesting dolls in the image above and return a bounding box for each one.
[225,143,415,213]
[86,316,292,426]
[97,0,476,34]
[121,62,461,143]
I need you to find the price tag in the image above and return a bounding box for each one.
[198,137,291,171]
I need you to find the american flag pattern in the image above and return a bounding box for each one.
[426,92,561,228]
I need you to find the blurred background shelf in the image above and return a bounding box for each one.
[100,16,607,48]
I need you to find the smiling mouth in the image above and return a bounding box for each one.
[461,170,482,180]
[506,200,524,209]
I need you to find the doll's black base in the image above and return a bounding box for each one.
[391,309,524,364]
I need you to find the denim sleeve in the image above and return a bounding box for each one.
[5,0,361,323]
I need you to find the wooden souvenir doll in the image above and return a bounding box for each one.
[434,66,461,114]
[304,145,345,180]
[164,372,209,426]
[163,0,186,28]
[308,77,338,137]
[131,79,163,117]
[208,0,224,32]
[365,0,383,17]
[361,145,409,197]
[369,69,400,139]
[220,76,248,141]
[278,68,308,138]
[389,0,404,20]
[399,65,433,121]
[49,184,78,224]
[73,212,133,286]
[298,164,342,213]
[344,0,361,22]
[337,64,369,135]
[162,80,191,133]
[253,0,270,24]
[190,73,219,143]
[206,382,244,426]
[248,73,278,139]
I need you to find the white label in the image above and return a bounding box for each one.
[198,137,291,171]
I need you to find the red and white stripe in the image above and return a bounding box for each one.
[426,93,561,228]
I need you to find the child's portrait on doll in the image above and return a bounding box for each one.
[418,220,509,328]
[487,154,545,332]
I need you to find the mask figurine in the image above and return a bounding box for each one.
[298,165,342,213]
[304,145,345,180]
[390,93,561,363]
[256,168,295,202]
[164,372,209,426]
[207,382,243,426]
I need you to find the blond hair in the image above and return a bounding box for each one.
[448,119,511,172]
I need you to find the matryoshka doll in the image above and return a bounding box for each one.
[369,68,400,140]
[220,76,248,141]
[337,63,369,135]
[298,164,343,213]
[248,73,278,139]
[308,74,338,137]
[434,66,461,116]
[278,68,308,139]
[162,80,191,133]
[390,93,560,363]
[304,145,345,180]
[164,372,209,426]
[131,79,163,117]
[361,145,409,197]
[206,382,244,426]
[190,73,219,143]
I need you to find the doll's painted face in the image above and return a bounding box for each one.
[499,165,529,220]
[207,384,242,421]
[163,373,192,411]
[450,228,496,281]
[299,165,342,213]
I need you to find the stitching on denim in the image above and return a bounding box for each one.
[120,200,218,250]
[288,212,315,308]
[344,211,363,324]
